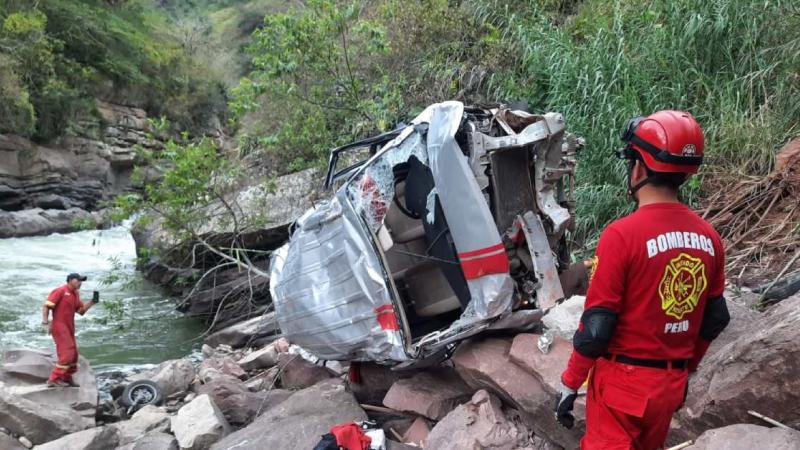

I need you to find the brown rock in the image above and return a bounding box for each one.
[401,417,430,446]
[211,379,367,450]
[196,375,273,426]
[425,390,534,450]
[685,423,800,450]
[274,338,291,354]
[671,295,800,441]
[509,333,572,393]
[277,354,335,390]
[382,369,472,420]
[452,338,581,449]
[349,362,406,405]
[199,356,247,381]
[237,344,280,372]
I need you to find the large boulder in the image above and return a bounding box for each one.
[425,390,534,450]
[204,313,280,349]
[685,424,800,450]
[171,394,231,450]
[32,426,120,450]
[276,353,336,390]
[0,349,97,444]
[452,338,581,449]
[211,379,367,450]
[671,295,800,441]
[382,369,472,420]
[195,375,288,426]
[0,385,93,445]
[130,359,195,398]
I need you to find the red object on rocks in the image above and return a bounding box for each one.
[330,422,371,450]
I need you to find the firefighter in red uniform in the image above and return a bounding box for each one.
[41,273,98,387]
[554,111,731,449]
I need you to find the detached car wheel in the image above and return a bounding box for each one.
[119,380,162,408]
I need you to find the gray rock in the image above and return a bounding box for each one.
[0,432,26,450]
[195,375,278,426]
[115,432,178,450]
[203,314,280,349]
[111,405,170,446]
[18,436,32,449]
[243,367,279,392]
[130,359,195,398]
[425,390,535,450]
[211,379,367,450]
[672,295,800,440]
[542,295,584,339]
[171,394,231,450]
[452,338,581,449]
[0,349,97,444]
[276,353,335,390]
[382,369,472,420]
[685,423,800,450]
[32,426,120,450]
[236,345,279,372]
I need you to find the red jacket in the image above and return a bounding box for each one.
[562,203,725,389]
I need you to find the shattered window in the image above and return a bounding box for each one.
[347,131,428,232]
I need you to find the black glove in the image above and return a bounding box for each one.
[554,383,578,429]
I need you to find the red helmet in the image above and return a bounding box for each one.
[618,110,704,174]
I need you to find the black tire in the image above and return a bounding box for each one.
[119,380,162,408]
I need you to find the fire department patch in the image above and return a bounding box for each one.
[659,253,707,320]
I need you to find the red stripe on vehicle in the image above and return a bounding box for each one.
[460,252,510,280]
[375,305,400,331]
[457,243,505,259]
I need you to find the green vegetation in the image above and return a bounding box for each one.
[232,0,799,244]
[0,0,227,141]
[2,0,796,247]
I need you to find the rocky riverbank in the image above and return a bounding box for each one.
[0,101,161,238]
[2,288,798,450]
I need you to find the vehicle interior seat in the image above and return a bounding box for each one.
[386,155,471,316]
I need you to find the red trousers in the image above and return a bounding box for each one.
[49,324,79,382]
[582,357,687,450]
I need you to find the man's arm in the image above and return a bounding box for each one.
[78,300,95,315]
[41,304,51,324]
[556,227,627,428]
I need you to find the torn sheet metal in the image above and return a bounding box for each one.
[270,194,408,362]
[426,101,515,320]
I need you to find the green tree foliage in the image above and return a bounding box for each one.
[230,0,514,171]
[0,0,228,141]
[232,0,798,245]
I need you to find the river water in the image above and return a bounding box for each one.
[0,226,204,373]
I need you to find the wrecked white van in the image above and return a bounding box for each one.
[270,101,582,365]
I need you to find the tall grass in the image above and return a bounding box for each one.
[470,0,800,246]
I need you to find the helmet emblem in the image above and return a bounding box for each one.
[682,144,697,156]
[659,253,707,320]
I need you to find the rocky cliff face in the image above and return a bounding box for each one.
[0,100,161,238]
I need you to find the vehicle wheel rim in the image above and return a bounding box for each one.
[130,385,156,404]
